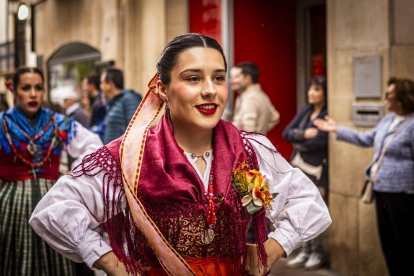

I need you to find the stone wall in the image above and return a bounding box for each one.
[35,0,187,93]
[327,0,414,275]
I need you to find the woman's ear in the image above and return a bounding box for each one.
[156,80,168,102]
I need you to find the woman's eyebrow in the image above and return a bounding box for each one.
[180,68,226,75]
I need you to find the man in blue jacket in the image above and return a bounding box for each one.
[100,68,142,144]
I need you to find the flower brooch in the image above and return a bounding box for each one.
[232,162,276,215]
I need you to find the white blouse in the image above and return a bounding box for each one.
[29,134,331,268]
[66,121,103,161]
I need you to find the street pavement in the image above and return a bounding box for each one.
[95,256,341,276]
[270,258,340,276]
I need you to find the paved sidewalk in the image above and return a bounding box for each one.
[270,258,340,276]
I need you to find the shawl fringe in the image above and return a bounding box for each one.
[70,145,149,274]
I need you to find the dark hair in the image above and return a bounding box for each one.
[13,66,44,91]
[235,62,259,83]
[86,74,101,90]
[156,33,227,85]
[388,77,414,113]
[309,76,327,103]
[104,68,124,89]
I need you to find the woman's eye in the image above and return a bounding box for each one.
[214,75,226,82]
[187,76,200,82]
[20,85,31,91]
[35,85,44,91]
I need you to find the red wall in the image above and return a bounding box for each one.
[188,0,222,44]
[189,0,297,159]
[232,0,296,159]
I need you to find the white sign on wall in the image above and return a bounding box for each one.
[353,56,382,98]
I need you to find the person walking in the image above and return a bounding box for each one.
[283,76,329,270]
[100,68,142,144]
[314,77,414,276]
[82,74,106,140]
[231,62,280,135]
[29,34,331,276]
[0,67,102,276]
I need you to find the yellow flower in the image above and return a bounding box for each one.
[232,163,273,212]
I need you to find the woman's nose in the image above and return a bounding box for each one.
[202,80,217,97]
[30,88,36,97]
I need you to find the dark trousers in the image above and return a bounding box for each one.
[374,191,414,276]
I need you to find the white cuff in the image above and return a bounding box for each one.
[268,227,300,256]
[77,234,113,268]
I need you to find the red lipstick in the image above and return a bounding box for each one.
[195,104,218,115]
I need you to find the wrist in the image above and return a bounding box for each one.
[93,251,120,273]
[265,238,285,266]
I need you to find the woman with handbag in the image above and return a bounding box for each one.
[282,76,329,270]
[314,77,414,276]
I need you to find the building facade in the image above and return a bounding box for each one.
[2,0,414,275]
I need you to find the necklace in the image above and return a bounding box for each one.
[188,150,211,160]
[2,116,59,179]
[201,166,216,245]
[181,147,217,244]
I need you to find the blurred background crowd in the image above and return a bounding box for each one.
[1,1,414,275]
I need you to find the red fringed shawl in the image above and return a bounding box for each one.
[72,115,268,275]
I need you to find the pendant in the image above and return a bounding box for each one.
[201,228,215,244]
[27,143,38,155]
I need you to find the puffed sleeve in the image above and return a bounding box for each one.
[29,168,125,268]
[66,121,103,158]
[247,134,332,255]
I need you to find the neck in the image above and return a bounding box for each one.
[394,106,408,116]
[172,122,213,155]
[312,103,324,112]
[109,88,122,100]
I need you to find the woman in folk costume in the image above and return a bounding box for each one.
[0,66,103,276]
[30,34,331,275]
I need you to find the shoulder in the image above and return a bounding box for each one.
[123,90,142,100]
[292,105,312,118]
[243,132,275,150]
[105,136,123,161]
[377,113,395,126]
[53,110,70,124]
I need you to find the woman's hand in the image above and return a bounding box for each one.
[304,127,318,139]
[246,239,285,275]
[314,115,337,133]
[93,251,130,276]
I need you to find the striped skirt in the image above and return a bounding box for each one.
[0,178,76,276]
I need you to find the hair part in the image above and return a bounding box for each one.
[13,66,44,91]
[104,68,124,90]
[388,77,414,113]
[235,62,260,83]
[156,33,227,85]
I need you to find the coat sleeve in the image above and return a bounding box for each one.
[336,126,377,147]
[247,134,332,255]
[282,107,309,143]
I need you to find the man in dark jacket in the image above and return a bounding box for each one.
[100,68,142,144]
[82,74,107,141]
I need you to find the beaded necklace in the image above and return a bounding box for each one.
[2,115,59,179]
[183,148,217,244]
[201,166,216,244]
